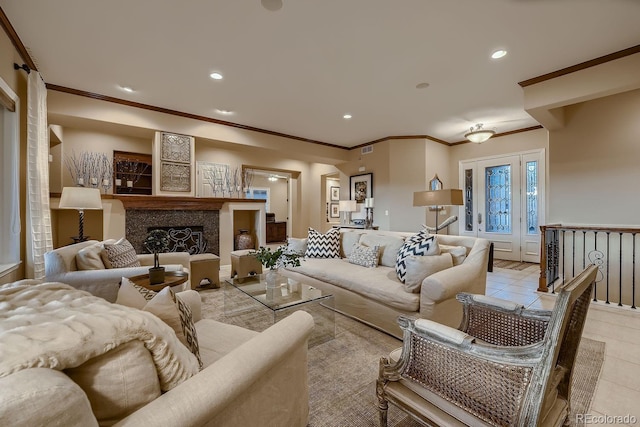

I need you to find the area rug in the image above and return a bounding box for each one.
[197,285,604,427]
[493,259,539,271]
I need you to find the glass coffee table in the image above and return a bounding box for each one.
[224,272,335,347]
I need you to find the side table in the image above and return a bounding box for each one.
[128,271,189,292]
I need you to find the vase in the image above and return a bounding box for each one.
[149,266,165,285]
[235,229,254,250]
[265,269,280,288]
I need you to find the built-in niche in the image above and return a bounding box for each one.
[113,151,153,195]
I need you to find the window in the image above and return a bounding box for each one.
[0,77,21,271]
[245,187,270,212]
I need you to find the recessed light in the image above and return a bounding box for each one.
[491,49,507,59]
[215,109,234,115]
[120,86,134,93]
[210,72,223,80]
[416,82,430,89]
[343,114,352,119]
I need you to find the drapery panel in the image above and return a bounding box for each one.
[26,71,53,279]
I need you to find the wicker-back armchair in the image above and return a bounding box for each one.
[377,264,598,427]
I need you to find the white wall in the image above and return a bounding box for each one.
[547,88,640,225]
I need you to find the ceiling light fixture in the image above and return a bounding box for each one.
[261,0,283,11]
[343,114,352,119]
[465,123,495,143]
[491,49,507,59]
[210,72,223,80]
[215,109,234,115]
[121,86,134,93]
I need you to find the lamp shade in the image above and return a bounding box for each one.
[59,187,103,210]
[413,189,463,207]
[338,200,357,212]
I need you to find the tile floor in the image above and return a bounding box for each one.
[488,266,640,426]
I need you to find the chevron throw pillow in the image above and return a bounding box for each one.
[305,227,341,258]
[395,231,438,283]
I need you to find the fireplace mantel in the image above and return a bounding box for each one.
[114,195,265,211]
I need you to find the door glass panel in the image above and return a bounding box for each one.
[464,169,473,231]
[485,165,511,233]
[526,161,538,235]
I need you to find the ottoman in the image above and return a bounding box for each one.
[190,253,220,289]
[230,249,263,279]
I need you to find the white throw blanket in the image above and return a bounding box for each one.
[0,282,199,391]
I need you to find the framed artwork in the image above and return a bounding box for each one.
[161,162,191,192]
[330,186,340,201]
[330,203,340,218]
[161,132,191,163]
[350,173,373,204]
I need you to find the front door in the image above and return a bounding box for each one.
[459,150,544,262]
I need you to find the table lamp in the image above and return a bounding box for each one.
[339,200,357,225]
[413,189,463,233]
[59,187,103,242]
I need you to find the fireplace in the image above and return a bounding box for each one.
[146,226,207,254]
[116,195,265,265]
[125,210,219,256]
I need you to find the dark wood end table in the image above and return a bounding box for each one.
[128,271,189,292]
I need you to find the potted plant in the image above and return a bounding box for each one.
[252,246,301,287]
[144,229,170,284]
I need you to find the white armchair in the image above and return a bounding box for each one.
[44,240,191,302]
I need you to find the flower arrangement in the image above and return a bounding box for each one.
[144,229,170,269]
[252,246,301,270]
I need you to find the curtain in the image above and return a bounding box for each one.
[25,71,53,279]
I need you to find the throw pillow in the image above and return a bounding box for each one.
[348,243,380,268]
[117,279,202,368]
[75,242,107,270]
[440,245,468,266]
[340,231,363,258]
[305,227,341,258]
[286,237,308,256]
[65,340,161,424]
[403,253,453,293]
[143,287,202,369]
[101,238,141,269]
[359,234,405,267]
[395,231,439,283]
[116,277,155,309]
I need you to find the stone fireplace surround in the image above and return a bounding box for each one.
[117,195,222,257]
[116,195,266,265]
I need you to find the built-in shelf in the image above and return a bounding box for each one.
[114,151,153,195]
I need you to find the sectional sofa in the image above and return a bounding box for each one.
[281,229,491,338]
[0,281,313,427]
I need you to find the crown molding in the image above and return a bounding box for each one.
[0,6,37,71]
[519,44,640,87]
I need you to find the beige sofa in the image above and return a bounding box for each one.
[281,229,491,338]
[44,239,192,302]
[0,282,314,427]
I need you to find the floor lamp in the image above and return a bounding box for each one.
[59,187,103,243]
[413,189,463,233]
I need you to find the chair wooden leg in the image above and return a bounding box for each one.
[377,360,389,427]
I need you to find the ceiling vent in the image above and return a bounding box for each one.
[361,146,373,155]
